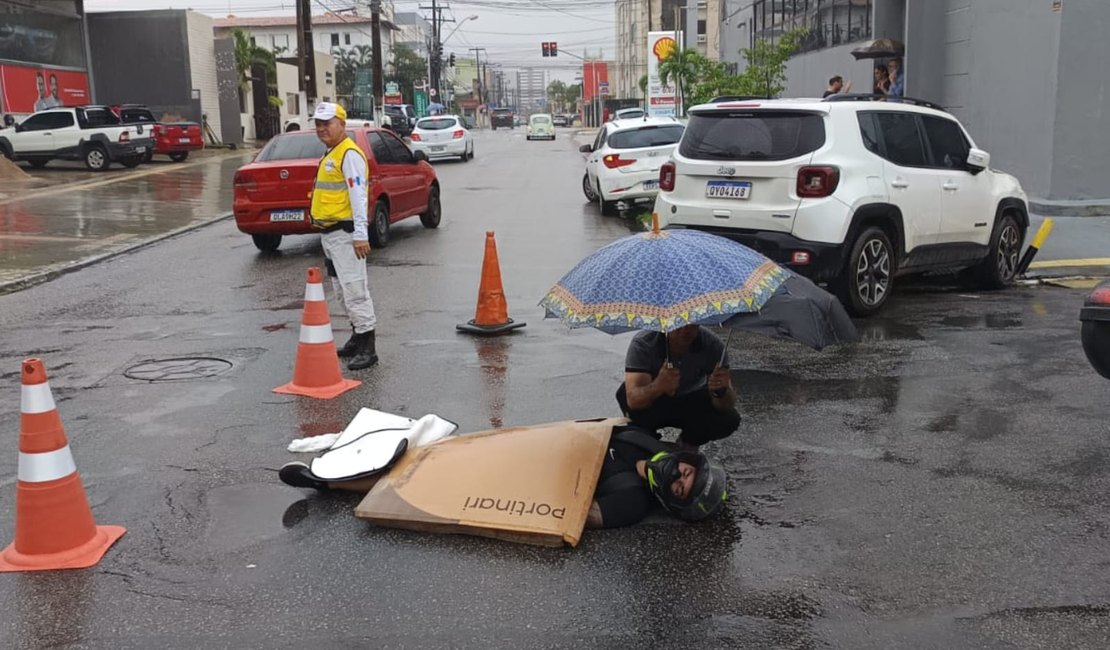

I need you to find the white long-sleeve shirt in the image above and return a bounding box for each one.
[339,146,369,241]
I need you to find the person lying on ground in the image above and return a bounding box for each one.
[279,425,730,530]
[616,324,741,448]
[586,425,729,529]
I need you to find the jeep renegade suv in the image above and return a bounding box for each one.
[654,96,1029,316]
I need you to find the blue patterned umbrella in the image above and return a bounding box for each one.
[540,218,791,334]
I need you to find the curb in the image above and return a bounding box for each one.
[0,212,234,296]
[1029,200,1110,218]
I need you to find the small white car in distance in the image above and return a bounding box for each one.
[654,96,1029,315]
[581,116,685,215]
[408,114,474,162]
[527,114,555,140]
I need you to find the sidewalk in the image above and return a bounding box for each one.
[0,150,253,294]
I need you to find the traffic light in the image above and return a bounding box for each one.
[449,53,456,67]
[550,42,558,57]
[542,42,550,57]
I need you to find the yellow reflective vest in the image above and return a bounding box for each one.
[310,137,366,228]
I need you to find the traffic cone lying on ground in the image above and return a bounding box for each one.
[0,358,126,572]
[274,267,362,399]
[457,231,526,335]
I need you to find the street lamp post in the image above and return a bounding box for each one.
[439,15,478,100]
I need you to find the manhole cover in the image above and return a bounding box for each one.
[124,357,234,382]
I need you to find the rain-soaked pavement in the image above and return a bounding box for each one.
[0,129,1108,649]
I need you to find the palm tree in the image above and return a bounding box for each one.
[658,48,703,116]
[638,74,648,104]
[231,29,282,108]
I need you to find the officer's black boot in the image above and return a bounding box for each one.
[347,331,379,370]
[337,326,359,358]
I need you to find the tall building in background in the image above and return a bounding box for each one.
[615,0,721,101]
[515,68,547,113]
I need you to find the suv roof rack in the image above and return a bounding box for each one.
[822,93,946,112]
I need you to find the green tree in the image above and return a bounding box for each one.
[389,44,427,101]
[658,48,705,116]
[333,45,374,99]
[638,74,648,101]
[231,29,282,107]
[736,29,805,98]
[547,79,568,112]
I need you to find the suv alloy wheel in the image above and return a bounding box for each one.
[972,213,1024,289]
[837,226,894,317]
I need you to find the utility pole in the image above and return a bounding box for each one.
[419,2,453,99]
[296,0,318,102]
[371,0,384,122]
[469,47,486,127]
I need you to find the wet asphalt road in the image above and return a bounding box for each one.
[0,128,1108,649]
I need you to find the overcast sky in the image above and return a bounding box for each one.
[84,0,615,83]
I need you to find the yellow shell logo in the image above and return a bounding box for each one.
[653,37,676,61]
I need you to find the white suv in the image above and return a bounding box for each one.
[654,97,1029,315]
[0,106,153,171]
[581,116,685,215]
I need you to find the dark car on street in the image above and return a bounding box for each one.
[491,108,514,130]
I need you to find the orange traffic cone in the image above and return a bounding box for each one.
[274,267,362,399]
[0,359,126,572]
[457,231,526,335]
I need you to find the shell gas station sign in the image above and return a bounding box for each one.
[647,32,680,117]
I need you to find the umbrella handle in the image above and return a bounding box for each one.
[719,329,733,367]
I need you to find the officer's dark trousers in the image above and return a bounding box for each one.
[615,383,740,446]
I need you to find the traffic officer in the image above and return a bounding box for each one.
[311,101,378,370]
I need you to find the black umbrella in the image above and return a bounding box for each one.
[720,275,859,351]
[850,38,905,60]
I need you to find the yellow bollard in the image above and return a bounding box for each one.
[1017,218,1054,275]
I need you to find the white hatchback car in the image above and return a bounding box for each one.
[408,114,474,162]
[654,96,1029,315]
[581,117,685,215]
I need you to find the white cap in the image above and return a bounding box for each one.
[313,102,347,121]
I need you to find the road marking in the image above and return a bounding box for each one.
[0,151,253,207]
[1028,257,1110,269]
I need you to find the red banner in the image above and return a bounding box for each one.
[1,64,90,115]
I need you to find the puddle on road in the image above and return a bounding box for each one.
[204,483,305,552]
[732,369,902,413]
[940,313,1024,329]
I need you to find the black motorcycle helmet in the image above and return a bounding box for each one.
[644,450,729,522]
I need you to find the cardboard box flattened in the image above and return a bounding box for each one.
[354,418,624,547]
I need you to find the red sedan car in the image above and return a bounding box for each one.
[233,128,442,251]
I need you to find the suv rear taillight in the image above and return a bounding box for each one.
[452,130,465,139]
[119,131,130,143]
[796,166,839,198]
[659,162,676,192]
[602,154,636,169]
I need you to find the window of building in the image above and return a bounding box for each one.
[250,36,257,46]
[287,93,300,115]
[697,19,707,35]
[344,33,351,45]
[751,0,872,53]
[331,33,340,47]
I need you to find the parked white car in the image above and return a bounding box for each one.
[580,116,685,215]
[0,105,153,171]
[654,96,1029,315]
[612,107,645,121]
[408,114,474,162]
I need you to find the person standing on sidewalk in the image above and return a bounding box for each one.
[310,102,379,370]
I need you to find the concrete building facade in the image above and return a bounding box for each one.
[614,0,722,101]
[725,0,1110,208]
[516,68,547,113]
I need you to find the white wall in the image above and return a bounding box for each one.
[186,11,221,139]
[276,61,301,124]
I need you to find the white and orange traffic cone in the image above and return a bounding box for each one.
[0,358,126,572]
[273,267,361,399]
